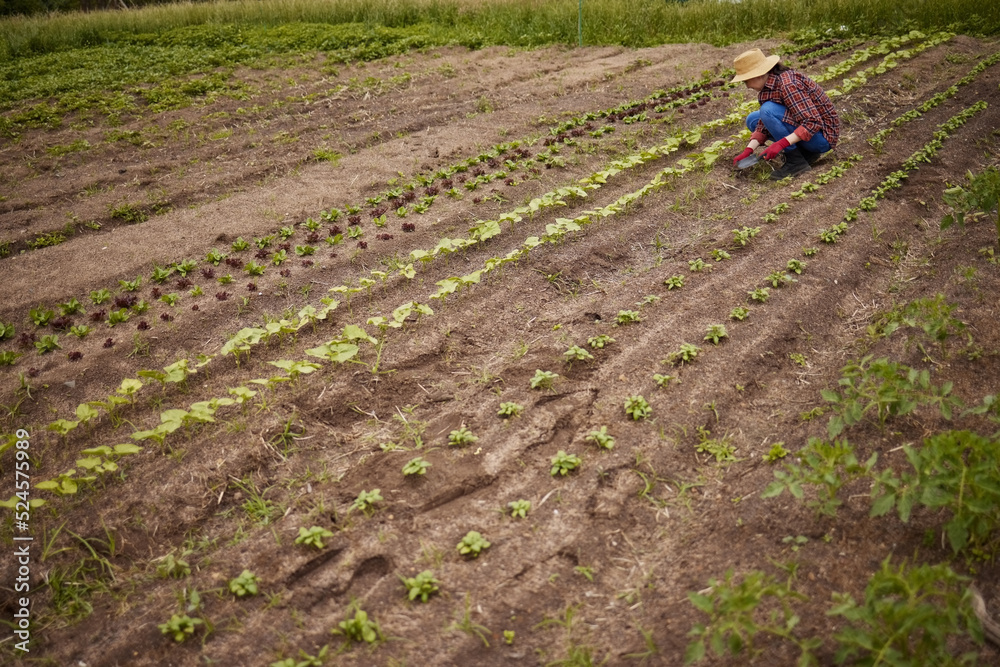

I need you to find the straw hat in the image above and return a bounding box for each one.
[731,49,780,82]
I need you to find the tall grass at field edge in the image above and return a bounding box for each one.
[1,0,998,61]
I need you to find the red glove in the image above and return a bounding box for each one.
[762,137,791,160]
[733,147,754,167]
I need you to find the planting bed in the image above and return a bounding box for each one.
[2,27,1000,666]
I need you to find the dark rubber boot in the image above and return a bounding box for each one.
[798,147,823,166]
[769,148,811,181]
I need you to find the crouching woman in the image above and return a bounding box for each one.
[731,48,840,180]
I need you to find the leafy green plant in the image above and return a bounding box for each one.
[803,247,818,256]
[551,450,581,476]
[685,569,819,665]
[664,275,685,289]
[401,570,439,602]
[150,265,173,283]
[624,395,652,420]
[711,249,731,262]
[766,271,794,287]
[731,226,761,247]
[688,258,708,272]
[498,402,523,418]
[448,426,478,446]
[295,526,334,550]
[90,288,111,305]
[508,499,531,518]
[530,369,559,390]
[653,373,677,388]
[748,287,770,303]
[615,310,641,325]
[333,603,384,645]
[35,334,60,354]
[762,437,875,516]
[159,613,203,642]
[69,324,92,338]
[30,306,54,326]
[695,426,736,463]
[822,355,961,437]
[588,334,615,349]
[231,237,249,251]
[871,430,1000,553]
[585,426,615,450]
[156,551,192,579]
[271,249,287,265]
[563,345,594,363]
[402,456,431,476]
[762,442,789,463]
[159,293,179,306]
[666,343,701,365]
[0,351,21,366]
[457,531,491,558]
[351,489,383,516]
[107,308,130,326]
[940,166,1000,244]
[58,297,85,315]
[704,324,728,345]
[829,558,983,665]
[787,259,806,274]
[244,261,266,276]
[229,570,259,597]
[730,306,750,321]
[118,276,141,292]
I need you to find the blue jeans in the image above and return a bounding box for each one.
[746,101,831,154]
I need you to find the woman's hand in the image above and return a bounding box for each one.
[762,137,791,160]
[733,147,754,167]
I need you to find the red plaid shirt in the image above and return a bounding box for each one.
[753,69,840,149]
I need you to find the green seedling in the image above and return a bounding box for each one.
[58,297,85,315]
[696,426,737,463]
[762,437,875,517]
[653,373,677,388]
[666,343,701,365]
[787,259,806,274]
[585,426,615,450]
[762,442,789,463]
[624,395,652,420]
[688,258,708,272]
[118,276,141,292]
[231,237,250,251]
[244,261,266,276]
[157,551,192,579]
[615,310,641,325]
[333,604,384,645]
[0,351,21,366]
[664,275,685,289]
[749,287,770,303]
[732,226,761,247]
[767,271,794,287]
[551,450,581,476]
[0,320,13,340]
[704,324,728,344]
[90,288,111,304]
[498,402,523,418]
[802,247,818,256]
[107,308,129,326]
[730,306,750,321]
[229,570,259,597]
[448,426,478,446]
[711,249,731,262]
[588,334,615,349]
[530,369,559,390]
[159,613,203,642]
[402,456,431,476]
[295,526,335,550]
[401,570,439,602]
[205,248,226,265]
[35,334,60,354]
[351,489,383,516]
[563,345,594,363]
[457,531,491,558]
[159,293,179,306]
[271,249,287,266]
[69,325,91,338]
[508,499,531,518]
[30,306,53,326]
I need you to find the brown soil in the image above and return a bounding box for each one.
[2,34,1000,666]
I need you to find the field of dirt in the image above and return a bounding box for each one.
[2,30,1000,666]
